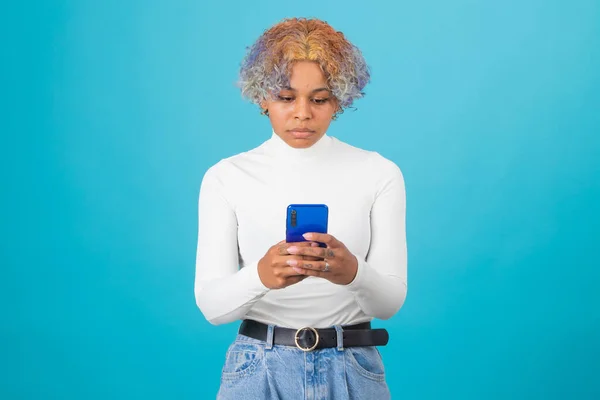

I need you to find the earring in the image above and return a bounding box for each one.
[261,109,269,116]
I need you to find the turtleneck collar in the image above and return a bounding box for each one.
[263,129,334,162]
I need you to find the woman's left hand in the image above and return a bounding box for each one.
[285,232,358,285]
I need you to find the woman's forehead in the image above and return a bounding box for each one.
[281,85,330,93]
[285,62,329,91]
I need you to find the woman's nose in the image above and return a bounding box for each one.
[293,98,312,120]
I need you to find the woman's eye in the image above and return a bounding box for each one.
[277,96,294,102]
[313,98,329,104]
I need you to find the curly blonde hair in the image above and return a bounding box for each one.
[238,18,371,117]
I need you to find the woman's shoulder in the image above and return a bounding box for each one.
[201,141,269,181]
[331,137,403,177]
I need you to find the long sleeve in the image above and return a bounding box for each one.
[345,159,408,319]
[194,165,270,325]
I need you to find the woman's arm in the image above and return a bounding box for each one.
[194,166,270,325]
[344,158,408,319]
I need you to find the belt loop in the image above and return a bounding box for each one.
[265,324,275,350]
[334,325,344,351]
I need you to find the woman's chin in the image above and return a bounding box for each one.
[286,137,316,148]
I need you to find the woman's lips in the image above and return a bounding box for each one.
[288,129,315,139]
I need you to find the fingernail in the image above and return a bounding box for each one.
[292,267,304,274]
[287,246,298,254]
[286,259,298,266]
[303,233,313,240]
[311,242,319,247]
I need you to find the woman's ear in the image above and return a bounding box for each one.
[333,98,341,113]
[260,100,269,116]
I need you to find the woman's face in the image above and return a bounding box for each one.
[261,61,339,149]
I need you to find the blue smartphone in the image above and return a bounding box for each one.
[286,204,328,247]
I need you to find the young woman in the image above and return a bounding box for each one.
[195,17,407,399]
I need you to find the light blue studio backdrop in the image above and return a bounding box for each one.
[2,0,599,399]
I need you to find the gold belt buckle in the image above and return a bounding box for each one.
[294,327,319,352]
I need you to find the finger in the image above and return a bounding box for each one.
[302,233,339,247]
[286,259,330,272]
[274,255,319,267]
[277,239,309,246]
[277,264,314,278]
[303,255,322,261]
[286,245,337,259]
[291,266,323,278]
[277,241,313,255]
[287,245,326,258]
[288,241,318,246]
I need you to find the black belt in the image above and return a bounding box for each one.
[239,319,389,352]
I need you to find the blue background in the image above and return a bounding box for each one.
[2,0,599,398]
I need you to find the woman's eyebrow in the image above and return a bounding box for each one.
[283,86,331,94]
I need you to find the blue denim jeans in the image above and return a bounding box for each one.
[217,325,391,400]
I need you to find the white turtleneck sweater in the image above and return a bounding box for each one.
[194,131,407,328]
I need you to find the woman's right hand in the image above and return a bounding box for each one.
[257,240,320,289]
